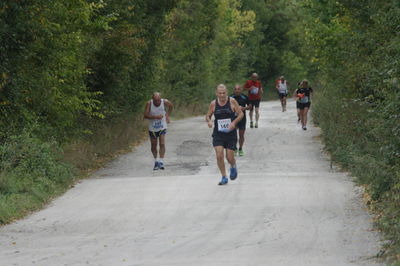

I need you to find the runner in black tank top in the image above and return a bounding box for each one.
[213,97,237,138]
[206,84,244,185]
[231,84,252,156]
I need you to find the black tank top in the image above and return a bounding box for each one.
[213,97,236,137]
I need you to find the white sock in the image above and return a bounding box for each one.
[155,158,158,163]
[159,158,164,163]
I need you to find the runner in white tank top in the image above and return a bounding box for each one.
[148,99,167,132]
[276,76,289,112]
[144,92,173,170]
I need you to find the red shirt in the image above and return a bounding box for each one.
[244,80,262,100]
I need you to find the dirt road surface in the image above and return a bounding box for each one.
[0,100,383,266]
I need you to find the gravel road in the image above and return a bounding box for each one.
[0,100,383,266]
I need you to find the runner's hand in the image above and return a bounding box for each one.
[228,123,236,131]
[154,115,163,119]
[207,121,213,128]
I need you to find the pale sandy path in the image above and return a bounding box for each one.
[0,100,383,266]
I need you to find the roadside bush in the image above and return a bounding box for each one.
[0,131,73,224]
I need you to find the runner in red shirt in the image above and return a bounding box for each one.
[243,73,263,128]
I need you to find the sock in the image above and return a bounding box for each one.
[159,158,164,163]
[155,158,158,163]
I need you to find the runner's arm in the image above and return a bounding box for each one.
[229,99,243,131]
[143,101,163,120]
[164,99,174,123]
[245,98,252,110]
[243,81,250,92]
[205,101,215,128]
[293,89,300,100]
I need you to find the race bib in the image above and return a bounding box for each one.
[299,96,309,103]
[250,87,259,94]
[217,118,231,132]
[152,120,163,129]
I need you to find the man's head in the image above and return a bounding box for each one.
[280,76,285,81]
[152,92,162,106]
[251,73,258,81]
[216,84,228,100]
[300,79,308,87]
[234,84,242,96]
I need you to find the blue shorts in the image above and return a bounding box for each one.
[149,129,167,139]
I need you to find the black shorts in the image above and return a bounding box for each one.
[278,92,287,99]
[236,116,246,130]
[296,101,300,109]
[212,134,237,150]
[149,129,167,139]
[249,99,260,109]
[298,102,311,110]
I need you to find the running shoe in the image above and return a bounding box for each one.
[159,161,165,170]
[218,176,229,185]
[153,161,159,170]
[230,167,238,180]
[250,121,254,128]
[238,149,244,156]
[255,122,258,128]
[302,126,307,130]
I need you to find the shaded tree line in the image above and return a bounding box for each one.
[0,0,298,223]
[291,0,400,259]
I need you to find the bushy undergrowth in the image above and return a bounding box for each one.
[313,88,400,261]
[0,131,73,224]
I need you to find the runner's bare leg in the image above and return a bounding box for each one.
[214,146,227,176]
[159,134,166,158]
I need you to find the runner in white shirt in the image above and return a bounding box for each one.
[144,92,173,170]
[276,76,289,112]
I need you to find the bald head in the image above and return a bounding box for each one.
[215,84,228,100]
[152,92,162,106]
[234,84,242,95]
[251,73,258,81]
[216,84,227,91]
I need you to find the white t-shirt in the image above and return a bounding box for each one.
[277,80,288,93]
[148,99,167,132]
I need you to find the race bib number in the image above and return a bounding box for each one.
[250,87,259,94]
[217,118,231,132]
[152,120,163,129]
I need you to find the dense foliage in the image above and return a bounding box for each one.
[0,0,297,224]
[1,0,399,260]
[293,0,400,259]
